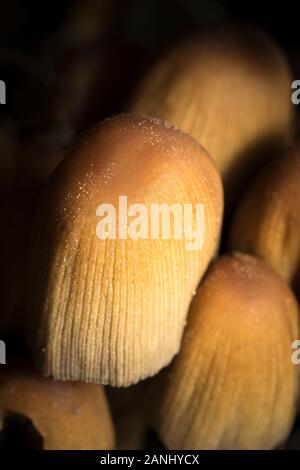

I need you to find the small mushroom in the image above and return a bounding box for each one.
[0,359,115,450]
[228,143,300,297]
[129,23,293,207]
[153,254,299,449]
[27,113,223,386]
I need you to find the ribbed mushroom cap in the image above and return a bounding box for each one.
[130,23,293,205]
[153,253,299,450]
[228,144,300,295]
[27,113,223,386]
[0,360,114,450]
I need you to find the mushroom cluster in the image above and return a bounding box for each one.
[0,6,300,451]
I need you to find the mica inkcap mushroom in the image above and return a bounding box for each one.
[0,360,115,450]
[27,113,223,386]
[228,143,300,296]
[130,23,293,207]
[153,253,299,449]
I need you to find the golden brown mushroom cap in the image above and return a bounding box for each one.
[0,360,115,450]
[153,254,299,450]
[27,113,223,386]
[228,144,300,296]
[130,23,293,206]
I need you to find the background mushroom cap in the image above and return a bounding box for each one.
[0,360,115,450]
[153,253,299,450]
[228,143,300,295]
[129,23,294,209]
[27,113,223,386]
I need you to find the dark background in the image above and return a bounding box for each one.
[1,0,300,135]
